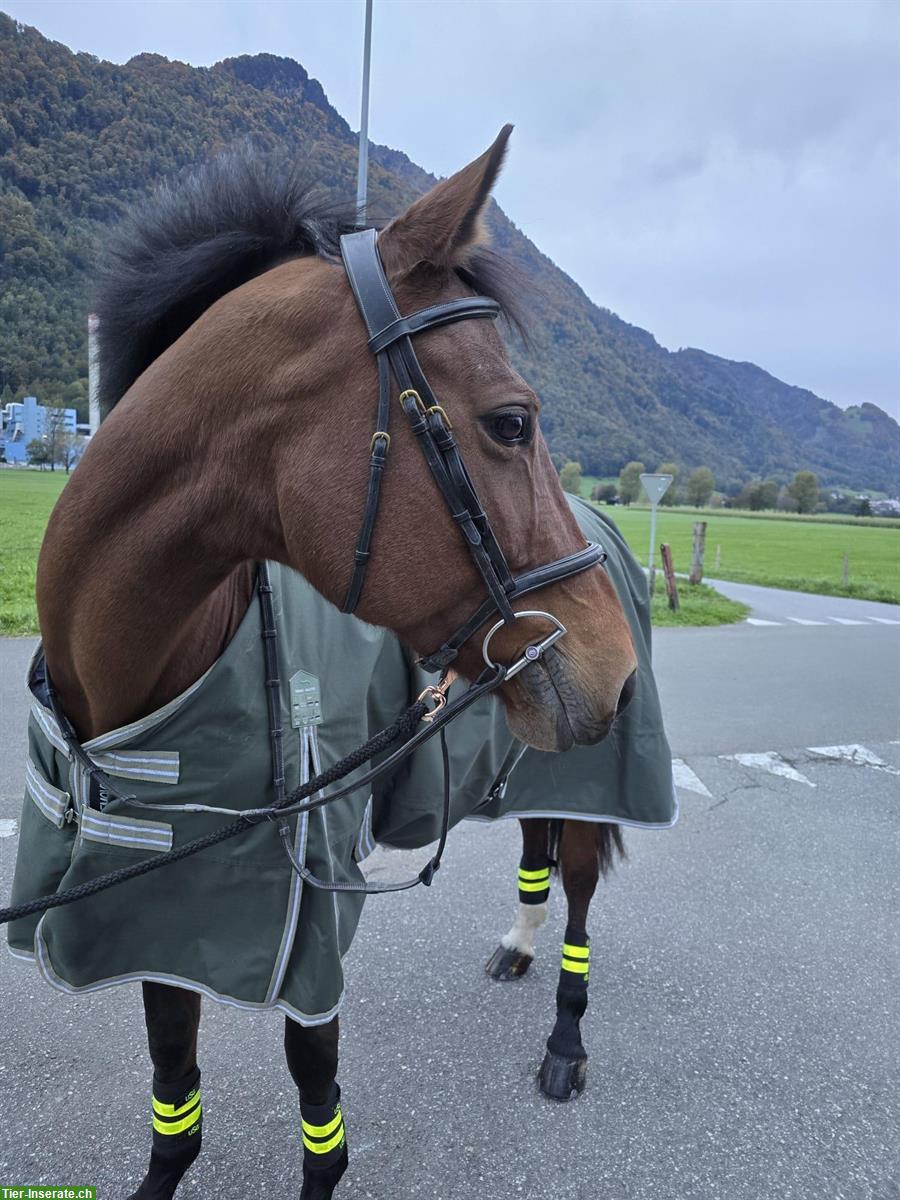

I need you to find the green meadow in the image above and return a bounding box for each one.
[0,469,69,634]
[600,504,900,605]
[1,469,896,636]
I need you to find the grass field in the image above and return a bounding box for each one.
[2,468,895,635]
[600,504,900,604]
[0,470,69,634]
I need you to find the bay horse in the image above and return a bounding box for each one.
[30,128,637,1199]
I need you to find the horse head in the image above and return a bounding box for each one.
[265,127,638,750]
[42,130,636,749]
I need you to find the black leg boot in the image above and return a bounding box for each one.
[298,1082,348,1200]
[539,926,590,1101]
[128,1065,203,1200]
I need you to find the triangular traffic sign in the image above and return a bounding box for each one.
[640,473,673,505]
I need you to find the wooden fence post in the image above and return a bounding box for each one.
[690,521,707,585]
[661,543,680,611]
[714,543,721,571]
[842,553,849,587]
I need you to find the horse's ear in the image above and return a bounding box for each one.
[377,125,512,279]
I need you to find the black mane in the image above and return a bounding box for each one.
[94,149,526,415]
[93,151,357,416]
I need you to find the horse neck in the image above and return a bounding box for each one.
[36,363,286,741]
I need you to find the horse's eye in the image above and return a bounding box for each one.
[488,408,532,445]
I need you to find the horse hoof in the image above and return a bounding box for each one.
[485,944,533,981]
[538,1050,587,1101]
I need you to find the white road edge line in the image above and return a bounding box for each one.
[870,617,900,625]
[829,617,868,626]
[0,819,17,838]
[746,618,782,626]
[787,618,828,626]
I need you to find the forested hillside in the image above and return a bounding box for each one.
[1,13,897,491]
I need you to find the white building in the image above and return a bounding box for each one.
[2,396,78,464]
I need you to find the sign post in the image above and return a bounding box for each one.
[640,472,673,593]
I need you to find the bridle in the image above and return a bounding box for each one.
[338,228,606,686]
[3,229,613,925]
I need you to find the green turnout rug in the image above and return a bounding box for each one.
[7,497,674,1024]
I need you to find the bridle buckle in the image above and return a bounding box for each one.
[417,669,459,723]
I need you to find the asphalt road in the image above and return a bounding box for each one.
[1,585,898,1200]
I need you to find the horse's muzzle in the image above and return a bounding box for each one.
[503,647,637,752]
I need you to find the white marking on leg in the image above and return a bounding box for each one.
[501,902,548,957]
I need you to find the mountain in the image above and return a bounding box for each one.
[1,12,897,493]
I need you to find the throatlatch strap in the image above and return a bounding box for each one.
[560,928,590,984]
[300,1085,346,1170]
[518,857,551,906]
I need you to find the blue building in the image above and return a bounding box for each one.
[1,396,78,464]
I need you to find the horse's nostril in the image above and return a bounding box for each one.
[616,669,637,716]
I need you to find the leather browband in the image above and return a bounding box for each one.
[368,298,500,354]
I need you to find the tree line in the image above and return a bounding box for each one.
[557,459,880,517]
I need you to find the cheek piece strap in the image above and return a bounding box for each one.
[337,228,607,674]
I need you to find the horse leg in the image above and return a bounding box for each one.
[284,1016,347,1200]
[127,982,203,1200]
[538,819,622,1102]
[486,817,552,980]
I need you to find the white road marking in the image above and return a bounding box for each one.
[725,752,816,787]
[746,618,782,626]
[829,617,868,625]
[787,618,828,626]
[0,819,17,838]
[806,745,900,777]
[870,617,900,625]
[671,758,713,797]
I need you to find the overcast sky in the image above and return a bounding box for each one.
[7,0,899,418]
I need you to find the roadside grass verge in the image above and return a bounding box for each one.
[650,582,749,627]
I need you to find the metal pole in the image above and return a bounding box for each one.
[356,0,373,226]
[87,313,100,435]
[648,502,658,573]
